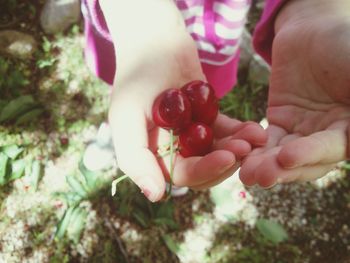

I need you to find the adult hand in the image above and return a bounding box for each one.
[100,0,267,201]
[240,0,350,187]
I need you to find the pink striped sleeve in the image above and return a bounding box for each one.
[175,0,250,66]
[175,0,251,97]
[252,0,288,65]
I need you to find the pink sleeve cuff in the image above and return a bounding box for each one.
[252,0,288,65]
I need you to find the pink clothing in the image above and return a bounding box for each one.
[81,0,116,85]
[253,0,287,64]
[174,0,250,97]
[82,0,287,97]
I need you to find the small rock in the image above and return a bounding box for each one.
[249,53,270,85]
[239,28,253,69]
[0,30,37,59]
[40,0,81,34]
[82,142,116,172]
[96,122,113,148]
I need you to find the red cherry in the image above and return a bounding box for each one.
[179,122,214,157]
[152,88,192,134]
[181,80,219,125]
[60,137,69,146]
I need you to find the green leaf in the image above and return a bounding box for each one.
[9,159,25,181]
[0,95,37,122]
[52,192,69,203]
[0,152,9,186]
[256,219,288,244]
[155,201,174,219]
[0,100,7,112]
[42,36,52,53]
[30,160,41,191]
[65,192,83,207]
[162,234,180,255]
[154,218,179,230]
[78,160,98,190]
[66,175,88,198]
[1,144,23,159]
[53,192,82,207]
[67,207,87,243]
[132,210,149,228]
[16,108,44,125]
[55,206,75,238]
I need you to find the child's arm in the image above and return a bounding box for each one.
[99,0,267,201]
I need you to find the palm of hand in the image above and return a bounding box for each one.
[240,17,350,187]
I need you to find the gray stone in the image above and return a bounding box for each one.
[82,142,116,172]
[249,53,270,86]
[0,30,37,59]
[239,28,270,85]
[40,0,81,34]
[239,28,253,69]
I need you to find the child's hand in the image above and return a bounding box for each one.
[240,0,350,187]
[154,114,267,190]
[101,0,267,201]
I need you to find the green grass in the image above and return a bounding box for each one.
[220,81,267,122]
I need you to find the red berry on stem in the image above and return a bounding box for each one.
[152,88,192,134]
[179,122,214,157]
[181,80,219,125]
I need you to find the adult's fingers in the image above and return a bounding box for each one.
[277,129,347,169]
[239,125,287,186]
[109,96,166,202]
[254,153,336,187]
[239,147,281,187]
[278,164,336,183]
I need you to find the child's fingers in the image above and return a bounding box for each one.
[172,150,236,187]
[213,114,268,146]
[109,100,166,202]
[212,114,243,138]
[213,138,251,160]
[230,122,268,147]
[277,129,347,169]
[190,163,240,190]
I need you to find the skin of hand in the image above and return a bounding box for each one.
[99,0,267,202]
[240,0,350,188]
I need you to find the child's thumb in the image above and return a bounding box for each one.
[109,100,166,202]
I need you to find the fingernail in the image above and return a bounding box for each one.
[140,181,162,202]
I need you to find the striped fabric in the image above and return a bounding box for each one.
[175,0,251,65]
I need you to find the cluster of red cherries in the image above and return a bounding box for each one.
[152,80,219,157]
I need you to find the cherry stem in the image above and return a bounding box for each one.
[167,129,175,198]
[111,174,129,196]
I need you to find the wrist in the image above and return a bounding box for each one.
[100,0,185,40]
[275,0,350,33]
